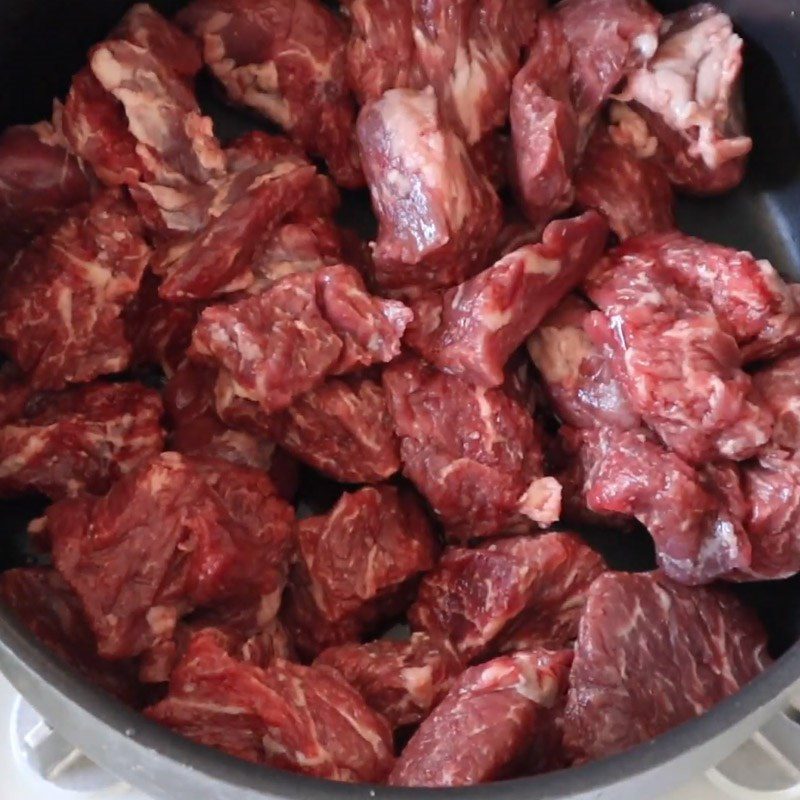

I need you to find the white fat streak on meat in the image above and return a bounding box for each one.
[518,477,562,525]
[528,324,592,386]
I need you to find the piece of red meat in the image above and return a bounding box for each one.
[0,382,164,500]
[389,363,554,528]
[298,485,437,623]
[555,0,661,128]
[616,231,800,363]
[406,212,608,387]
[177,0,363,187]
[410,532,605,663]
[383,356,561,540]
[584,244,773,463]
[0,122,94,247]
[613,4,751,195]
[470,131,511,191]
[46,453,294,660]
[357,87,502,293]
[0,568,142,705]
[389,649,573,787]
[527,295,641,430]
[146,629,394,781]
[574,125,674,239]
[192,265,411,414]
[0,190,150,390]
[752,354,800,451]
[315,633,463,729]
[563,571,771,762]
[509,12,579,227]
[567,425,751,584]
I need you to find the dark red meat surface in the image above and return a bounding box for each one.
[406,212,608,387]
[0,382,164,499]
[410,532,606,662]
[563,571,771,762]
[357,87,502,292]
[146,629,394,781]
[298,485,437,623]
[315,633,464,729]
[0,190,150,390]
[192,265,411,414]
[383,356,561,540]
[389,649,573,787]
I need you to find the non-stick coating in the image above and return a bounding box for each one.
[0,1,799,798]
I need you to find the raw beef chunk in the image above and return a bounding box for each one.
[298,485,437,623]
[315,633,464,729]
[146,629,394,781]
[46,453,294,659]
[0,382,164,499]
[177,0,363,187]
[584,241,773,463]
[0,122,94,245]
[566,425,750,584]
[574,126,674,239]
[357,87,502,292]
[389,649,573,787]
[0,568,141,705]
[614,4,751,194]
[410,532,606,662]
[563,571,771,762]
[406,212,608,387]
[383,356,561,540]
[527,295,641,430]
[753,354,800,450]
[191,265,411,414]
[0,190,150,390]
[272,375,401,484]
[509,12,579,227]
[555,0,661,127]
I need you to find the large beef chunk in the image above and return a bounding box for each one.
[383,356,561,540]
[389,649,573,787]
[406,212,608,386]
[146,629,394,781]
[177,0,363,187]
[0,382,164,499]
[563,571,771,762]
[315,633,464,729]
[46,453,294,659]
[613,4,751,194]
[0,190,150,390]
[410,532,606,662]
[357,87,502,292]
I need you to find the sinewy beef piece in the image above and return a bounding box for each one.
[510,12,579,227]
[410,532,606,663]
[555,0,661,127]
[389,649,573,787]
[357,87,502,292]
[574,126,675,239]
[46,453,294,660]
[614,4,751,195]
[383,357,561,541]
[177,0,363,187]
[753,354,800,451]
[315,633,464,729]
[563,571,771,762]
[527,295,641,430]
[565,425,751,584]
[298,485,438,623]
[191,265,411,414]
[0,568,142,705]
[146,629,394,781]
[406,212,609,387]
[0,190,150,390]
[0,122,94,247]
[0,382,164,500]
[584,241,773,464]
